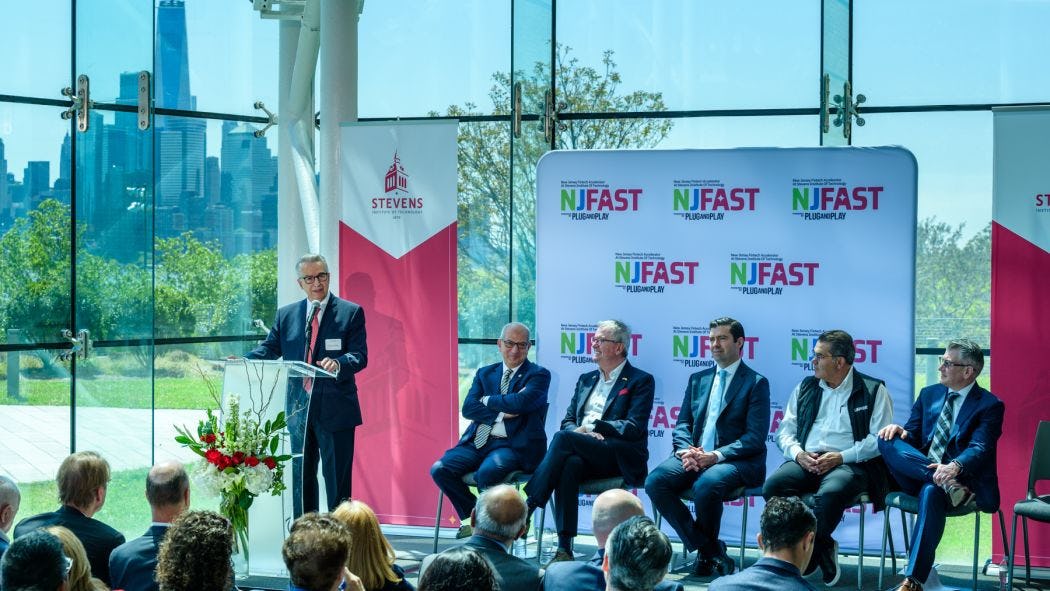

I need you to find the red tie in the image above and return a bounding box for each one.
[304,310,320,393]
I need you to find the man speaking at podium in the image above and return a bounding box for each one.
[246,253,368,515]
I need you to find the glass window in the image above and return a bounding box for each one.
[76,0,153,105]
[556,0,819,111]
[0,0,70,98]
[654,115,819,149]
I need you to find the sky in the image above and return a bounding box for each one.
[2,0,1050,238]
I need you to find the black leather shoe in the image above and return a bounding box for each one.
[821,540,840,587]
[712,541,736,577]
[691,556,715,577]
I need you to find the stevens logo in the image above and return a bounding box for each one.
[371,151,424,219]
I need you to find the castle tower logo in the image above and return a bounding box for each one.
[384,151,409,194]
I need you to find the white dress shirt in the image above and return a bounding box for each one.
[580,359,628,431]
[481,363,523,438]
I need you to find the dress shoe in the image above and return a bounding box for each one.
[712,540,736,577]
[895,576,924,591]
[455,524,473,539]
[943,479,975,508]
[821,540,840,587]
[544,548,574,567]
[691,556,715,577]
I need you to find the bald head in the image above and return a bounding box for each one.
[0,475,20,534]
[473,484,528,543]
[592,489,644,546]
[146,461,189,522]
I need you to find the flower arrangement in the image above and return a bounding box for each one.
[175,383,292,559]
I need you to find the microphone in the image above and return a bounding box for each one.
[305,300,321,362]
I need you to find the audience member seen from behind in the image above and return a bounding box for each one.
[602,516,673,591]
[708,496,818,591]
[332,500,414,591]
[13,451,125,585]
[46,525,108,591]
[0,529,69,591]
[417,547,499,591]
[155,511,232,591]
[282,513,362,591]
[0,475,20,559]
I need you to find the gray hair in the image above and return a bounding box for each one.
[605,516,672,591]
[948,338,984,375]
[296,253,329,274]
[596,319,631,357]
[500,322,531,341]
[817,329,855,364]
[473,485,527,542]
[0,475,19,511]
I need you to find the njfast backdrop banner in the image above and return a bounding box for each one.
[535,147,916,552]
[992,107,1050,565]
[340,121,458,526]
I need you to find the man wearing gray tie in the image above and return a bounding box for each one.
[645,317,771,578]
[431,322,551,538]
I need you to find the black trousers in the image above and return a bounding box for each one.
[292,419,356,516]
[762,460,868,555]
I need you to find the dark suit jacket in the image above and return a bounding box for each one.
[0,533,8,560]
[422,535,540,591]
[108,524,169,591]
[708,557,816,591]
[560,360,655,486]
[671,361,771,486]
[247,294,368,431]
[902,383,1005,511]
[14,505,125,585]
[543,558,684,591]
[459,359,552,471]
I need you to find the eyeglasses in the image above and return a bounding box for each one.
[591,337,619,346]
[299,272,330,285]
[501,339,530,350]
[810,353,842,362]
[939,358,973,369]
[63,555,73,578]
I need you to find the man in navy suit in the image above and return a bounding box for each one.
[709,496,818,591]
[646,317,770,578]
[877,339,1004,591]
[544,489,684,591]
[431,322,551,537]
[246,253,367,514]
[0,475,20,560]
[524,319,656,563]
[108,462,190,591]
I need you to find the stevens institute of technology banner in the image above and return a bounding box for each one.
[340,121,458,525]
[535,147,916,552]
[992,108,1050,565]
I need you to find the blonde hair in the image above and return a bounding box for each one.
[45,526,109,591]
[331,500,401,591]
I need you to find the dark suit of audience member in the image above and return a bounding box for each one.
[762,330,893,586]
[15,505,124,585]
[524,320,655,557]
[646,317,769,575]
[108,524,169,591]
[878,340,1003,591]
[709,557,816,591]
[432,323,550,524]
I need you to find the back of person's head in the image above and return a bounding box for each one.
[156,510,232,591]
[146,462,189,510]
[604,516,672,591]
[591,489,644,545]
[57,451,110,510]
[472,485,527,543]
[45,526,102,591]
[419,547,499,591]
[0,475,20,533]
[283,513,353,591]
[759,496,817,552]
[331,500,400,591]
[0,529,67,591]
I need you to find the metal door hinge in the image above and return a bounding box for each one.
[832,81,866,141]
[542,89,566,145]
[138,71,151,130]
[60,75,93,132]
[59,328,91,361]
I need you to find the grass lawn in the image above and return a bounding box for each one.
[0,376,220,409]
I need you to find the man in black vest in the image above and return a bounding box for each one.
[763,330,893,587]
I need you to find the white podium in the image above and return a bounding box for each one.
[221,358,335,577]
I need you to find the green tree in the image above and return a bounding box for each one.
[448,46,672,336]
[914,218,991,345]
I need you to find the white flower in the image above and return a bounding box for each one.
[243,463,274,495]
[193,460,225,497]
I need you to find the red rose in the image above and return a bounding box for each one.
[245,456,260,467]
[217,455,232,470]
[205,449,221,465]
[263,457,277,470]
[618,388,629,396]
[232,452,246,465]
[202,433,216,444]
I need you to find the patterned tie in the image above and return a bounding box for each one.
[474,368,513,449]
[303,308,320,393]
[701,369,729,451]
[927,391,960,463]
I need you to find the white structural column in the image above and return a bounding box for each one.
[318,0,362,297]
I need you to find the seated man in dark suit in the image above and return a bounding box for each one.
[431,321,551,538]
[14,450,125,585]
[0,529,68,591]
[524,319,655,563]
[544,489,683,591]
[602,516,673,591]
[646,317,770,577]
[877,338,1004,591]
[422,485,541,591]
[0,475,20,559]
[709,496,818,591]
[109,461,191,591]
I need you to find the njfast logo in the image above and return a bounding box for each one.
[616,260,699,285]
[729,257,818,296]
[789,336,883,370]
[560,186,642,221]
[767,400,785,443]
[791,184,883,221]
[671,333,759,368]
[560,330,643,363]
[672,186,759,221]
[649,403,680,438]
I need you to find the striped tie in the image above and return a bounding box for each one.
[927,391,960,463]
[474,368,513,449]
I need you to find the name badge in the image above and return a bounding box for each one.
[324,338,341,350]
[853,405,869,412]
